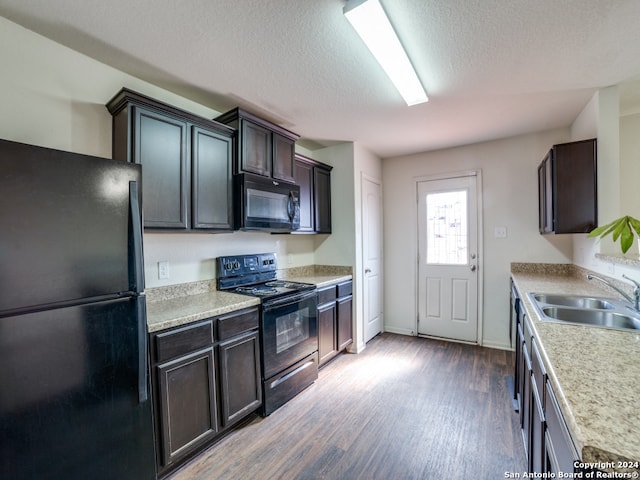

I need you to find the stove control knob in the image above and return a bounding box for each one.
[224,262,232,270]
[233,261,240,270]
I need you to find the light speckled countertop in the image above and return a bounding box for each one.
[145,265,352,333]
[147,290,260,332]
[279,264,352,289]
[511,264,640,471]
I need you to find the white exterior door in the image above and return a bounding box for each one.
[417,175,479,343]
[362,175,383,343]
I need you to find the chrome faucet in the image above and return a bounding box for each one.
[586,274,640,311]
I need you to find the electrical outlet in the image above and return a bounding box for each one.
[158,261,170,280]
[494,226,507,239]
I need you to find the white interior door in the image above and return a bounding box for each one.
[417,175,479,343]
[362,175,383,343]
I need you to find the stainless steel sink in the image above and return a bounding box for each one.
[540,306,640,330]
[528,292,640,332]
[532,293,615,310]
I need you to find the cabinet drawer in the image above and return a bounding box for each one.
[218,307,259,341]
[317,285,337,305]
[337,281,352,298]
[154,320,214,363]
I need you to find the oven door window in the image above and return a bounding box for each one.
[276,308,309,354]
[246,188,289,223]
[262,293,318,379]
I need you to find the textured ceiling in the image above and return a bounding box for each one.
[1,0,640,158]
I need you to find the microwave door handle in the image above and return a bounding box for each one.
[287,191,295,221]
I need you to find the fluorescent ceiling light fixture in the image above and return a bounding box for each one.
[344,0,428,106]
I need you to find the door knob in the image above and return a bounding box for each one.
[365,268,371,274]
[470,265,477,272]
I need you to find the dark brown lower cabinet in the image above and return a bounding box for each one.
[318,280,353,367]
[218,330,262,427]
[545,379,581,474]
[150,307,261,477]
[337,294,353,351]
[318,299,337,365]
[157,347,218,466]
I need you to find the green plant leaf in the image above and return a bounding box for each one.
[621,222,634,253]
[588,215,640,255]
[629,217,640,236]
[588,217,622,238]
[612,216,628,242]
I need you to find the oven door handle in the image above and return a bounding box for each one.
[269,359,316,389]
[263,289,317,310]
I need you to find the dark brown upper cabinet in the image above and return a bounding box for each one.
[107,88,235,232]
[215,108,299,184]
[538,138,597,234]
[293,154,332,234]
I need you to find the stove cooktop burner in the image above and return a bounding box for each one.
[235,285,279,296]
[234,281,315,299]
[216,253,315,301]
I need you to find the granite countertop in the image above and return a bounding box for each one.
[511,264,640,472]
[279,264,352,288]
[145,265,352,333]
[147,289,260,333]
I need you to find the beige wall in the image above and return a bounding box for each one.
[382,129,574,349]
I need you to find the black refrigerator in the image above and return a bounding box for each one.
[0,139,156,480]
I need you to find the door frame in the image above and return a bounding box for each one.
[413,170,484,345]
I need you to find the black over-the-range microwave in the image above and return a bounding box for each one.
[234,173,301,232]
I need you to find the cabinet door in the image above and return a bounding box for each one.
[273,133,295,183]
[134,106,188,228]
[530,376,545,473]
[554,139,597,233]
[516,322,526,422]
[318,301,337,366]
[191,126,234,230]
[337,295,353,351]
[218,330,262,427]
[314,167,332,233]
[240,119,271,177]
[294,158,314,232]
[545,380,580,474]
[156,347,218,467]
[522,344,533,467]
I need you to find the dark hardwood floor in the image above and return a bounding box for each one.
[168,333,526,480]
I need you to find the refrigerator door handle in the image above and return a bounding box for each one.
[137,297,149,403]
[129,181,145,294]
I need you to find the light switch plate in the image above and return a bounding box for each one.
[494,226,507,239]
[158,261,170,279]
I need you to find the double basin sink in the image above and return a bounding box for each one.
[528,293,640,332]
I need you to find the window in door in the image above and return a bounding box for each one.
[425,189,468,265]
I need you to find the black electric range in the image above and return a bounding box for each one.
[216,253,319,416]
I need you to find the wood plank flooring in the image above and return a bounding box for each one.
[168,333,526,480]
